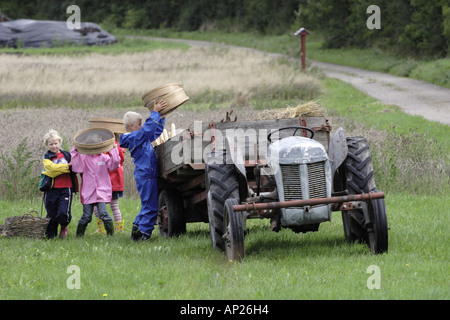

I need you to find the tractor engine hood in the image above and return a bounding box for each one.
[267,136,328,165]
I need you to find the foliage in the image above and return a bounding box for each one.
[0,0,303,35]
[0,138,40,200]
[398,0,448,57]
[444,6,450,50]
[295,0,449,58]
[2,0,448,57]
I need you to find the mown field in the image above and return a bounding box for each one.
[0,35,448,301]
[0,194,448,300]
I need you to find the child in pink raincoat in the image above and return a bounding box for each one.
[70,144,120,236]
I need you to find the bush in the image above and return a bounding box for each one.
[0,138,40,200]
[295,0,449,58]
[123,9,148,29]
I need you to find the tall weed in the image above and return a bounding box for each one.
[0,138,40,200]
[330,114,449,196]
[370,127,449,195]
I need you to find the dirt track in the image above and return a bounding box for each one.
[143,36,450,126]
[310,61,450,126]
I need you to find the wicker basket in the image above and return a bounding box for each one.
[89,118,127,134]
[158,88,189,116]
[0,211,50,239]
[145,88,189,116]
[141,83,181,106]
[142,84,189,116]
[73,128,115,155]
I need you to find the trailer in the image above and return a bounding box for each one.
[155,116,388,261]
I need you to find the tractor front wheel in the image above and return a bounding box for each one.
[223,198,245,262]
[366,194,388,254]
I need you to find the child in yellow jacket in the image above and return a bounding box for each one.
[40,129,78,239]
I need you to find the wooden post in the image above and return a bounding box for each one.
[294,28,311,72]
[301,34,306,72]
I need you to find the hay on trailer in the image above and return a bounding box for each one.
[253,100,326,120]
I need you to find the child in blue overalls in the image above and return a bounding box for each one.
[120,100,167,240]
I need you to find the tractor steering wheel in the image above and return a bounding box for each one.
[267,126,314,143]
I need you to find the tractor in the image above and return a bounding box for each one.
[156,116,388,261]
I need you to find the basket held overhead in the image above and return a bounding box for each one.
[142,84,189,116]
[73,128,115,155]
[142,83,181,107]
[157,88,189,116]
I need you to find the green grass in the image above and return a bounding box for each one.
[0,193,448,300]
[0,35,189,56]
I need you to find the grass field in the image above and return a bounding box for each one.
[0,193,448,300]
[0,33,448,301]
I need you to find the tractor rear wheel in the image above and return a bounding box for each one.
[342,137,388,254]
[205,150,240,251]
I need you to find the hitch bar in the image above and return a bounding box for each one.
[232,192,385,213]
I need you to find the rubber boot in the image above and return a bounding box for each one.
[103,220,115,236]
[59,225,68,239]
[76,223,88,237]
[114,219,124,233]
[131,224,151,241]
[131,224,142,241]
[95,218,106,235]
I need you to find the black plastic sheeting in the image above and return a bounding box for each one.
[0,19,117,48]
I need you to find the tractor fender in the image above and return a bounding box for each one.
[225,136,248,201]
[328,127,348,180]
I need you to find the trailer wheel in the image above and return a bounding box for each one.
[341,137,388,254]
[158,189,186,237]
[223,198,245,261]
[205,150,240,251]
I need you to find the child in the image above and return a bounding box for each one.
[94,135,126,233]
[120,99,167,241]
[41,129,78,239]
[70,140,120,236]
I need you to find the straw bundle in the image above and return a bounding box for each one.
[152,123,182,147]
[253,100,326,120]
